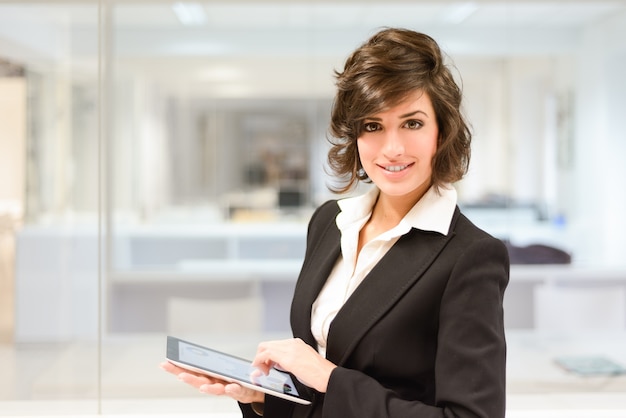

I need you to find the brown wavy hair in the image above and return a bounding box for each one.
[327,28,471,194]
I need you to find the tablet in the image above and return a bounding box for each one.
[166,336,312,405]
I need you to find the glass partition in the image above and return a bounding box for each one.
[1,0,625,416]
[0,1,101,415]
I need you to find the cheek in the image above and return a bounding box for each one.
[420,134,438,159]
[356,138,373,160]
[406,141,436,162]
[428,143,438,160]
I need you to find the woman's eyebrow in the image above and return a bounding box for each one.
[399,110,429,119]
[364,110,430,121]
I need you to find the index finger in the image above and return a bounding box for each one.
[251,358,273,376]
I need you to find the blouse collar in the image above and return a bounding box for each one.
[336,184,457,237]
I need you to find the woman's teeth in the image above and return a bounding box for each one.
[385,164,409,172]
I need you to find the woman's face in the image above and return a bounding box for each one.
[357,90,438,205]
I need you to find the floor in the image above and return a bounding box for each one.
[1,331,626,416]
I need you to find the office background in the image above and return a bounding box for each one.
[1,0,625,416]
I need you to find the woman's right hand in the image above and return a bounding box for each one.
[160,361,265,404]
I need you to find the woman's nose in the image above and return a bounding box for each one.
[382,130,404,157]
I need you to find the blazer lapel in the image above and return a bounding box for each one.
[325,227,454,365]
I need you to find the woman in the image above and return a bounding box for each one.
[162,27,509,418]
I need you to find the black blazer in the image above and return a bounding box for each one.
[241,199,509,418]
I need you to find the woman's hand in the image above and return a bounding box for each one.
[160,361,264,404]
[252,338,337,393]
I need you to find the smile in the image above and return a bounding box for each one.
[382,163,412,172]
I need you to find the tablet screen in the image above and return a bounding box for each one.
[166,336,311,405]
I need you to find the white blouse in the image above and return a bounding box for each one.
[310,184,458,357]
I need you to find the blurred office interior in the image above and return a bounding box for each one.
[1,0,626,416]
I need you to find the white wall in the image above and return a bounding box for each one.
[571,11,626,266]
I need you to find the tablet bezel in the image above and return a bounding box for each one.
[166,335,312,405]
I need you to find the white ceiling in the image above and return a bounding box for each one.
[108,1,623,54]
[0,1,624,97]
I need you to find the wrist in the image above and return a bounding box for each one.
[252,391,265,404]
[317,364,337,393]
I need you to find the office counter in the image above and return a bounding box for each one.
[14,223,626,340]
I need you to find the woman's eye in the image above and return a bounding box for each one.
[405,120,422,129]
[363,122,380,132]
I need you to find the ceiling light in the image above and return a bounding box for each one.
[172,2,207,26]
[443,2,479,24]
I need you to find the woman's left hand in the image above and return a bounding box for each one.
[252,338,337,393]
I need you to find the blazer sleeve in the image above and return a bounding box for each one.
[238,201,339,418]
[322,234,509,418]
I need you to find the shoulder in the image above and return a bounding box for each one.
[448,208,509,260]
[440,209,510,293]
[315,199,341,216]
[309,200,341,229]
[302,200,341,244]
[299,200,341,266]
[451,207,499,242]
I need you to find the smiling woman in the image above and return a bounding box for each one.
[163,27,510,418]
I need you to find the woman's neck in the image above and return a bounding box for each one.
[370,184,430,227]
